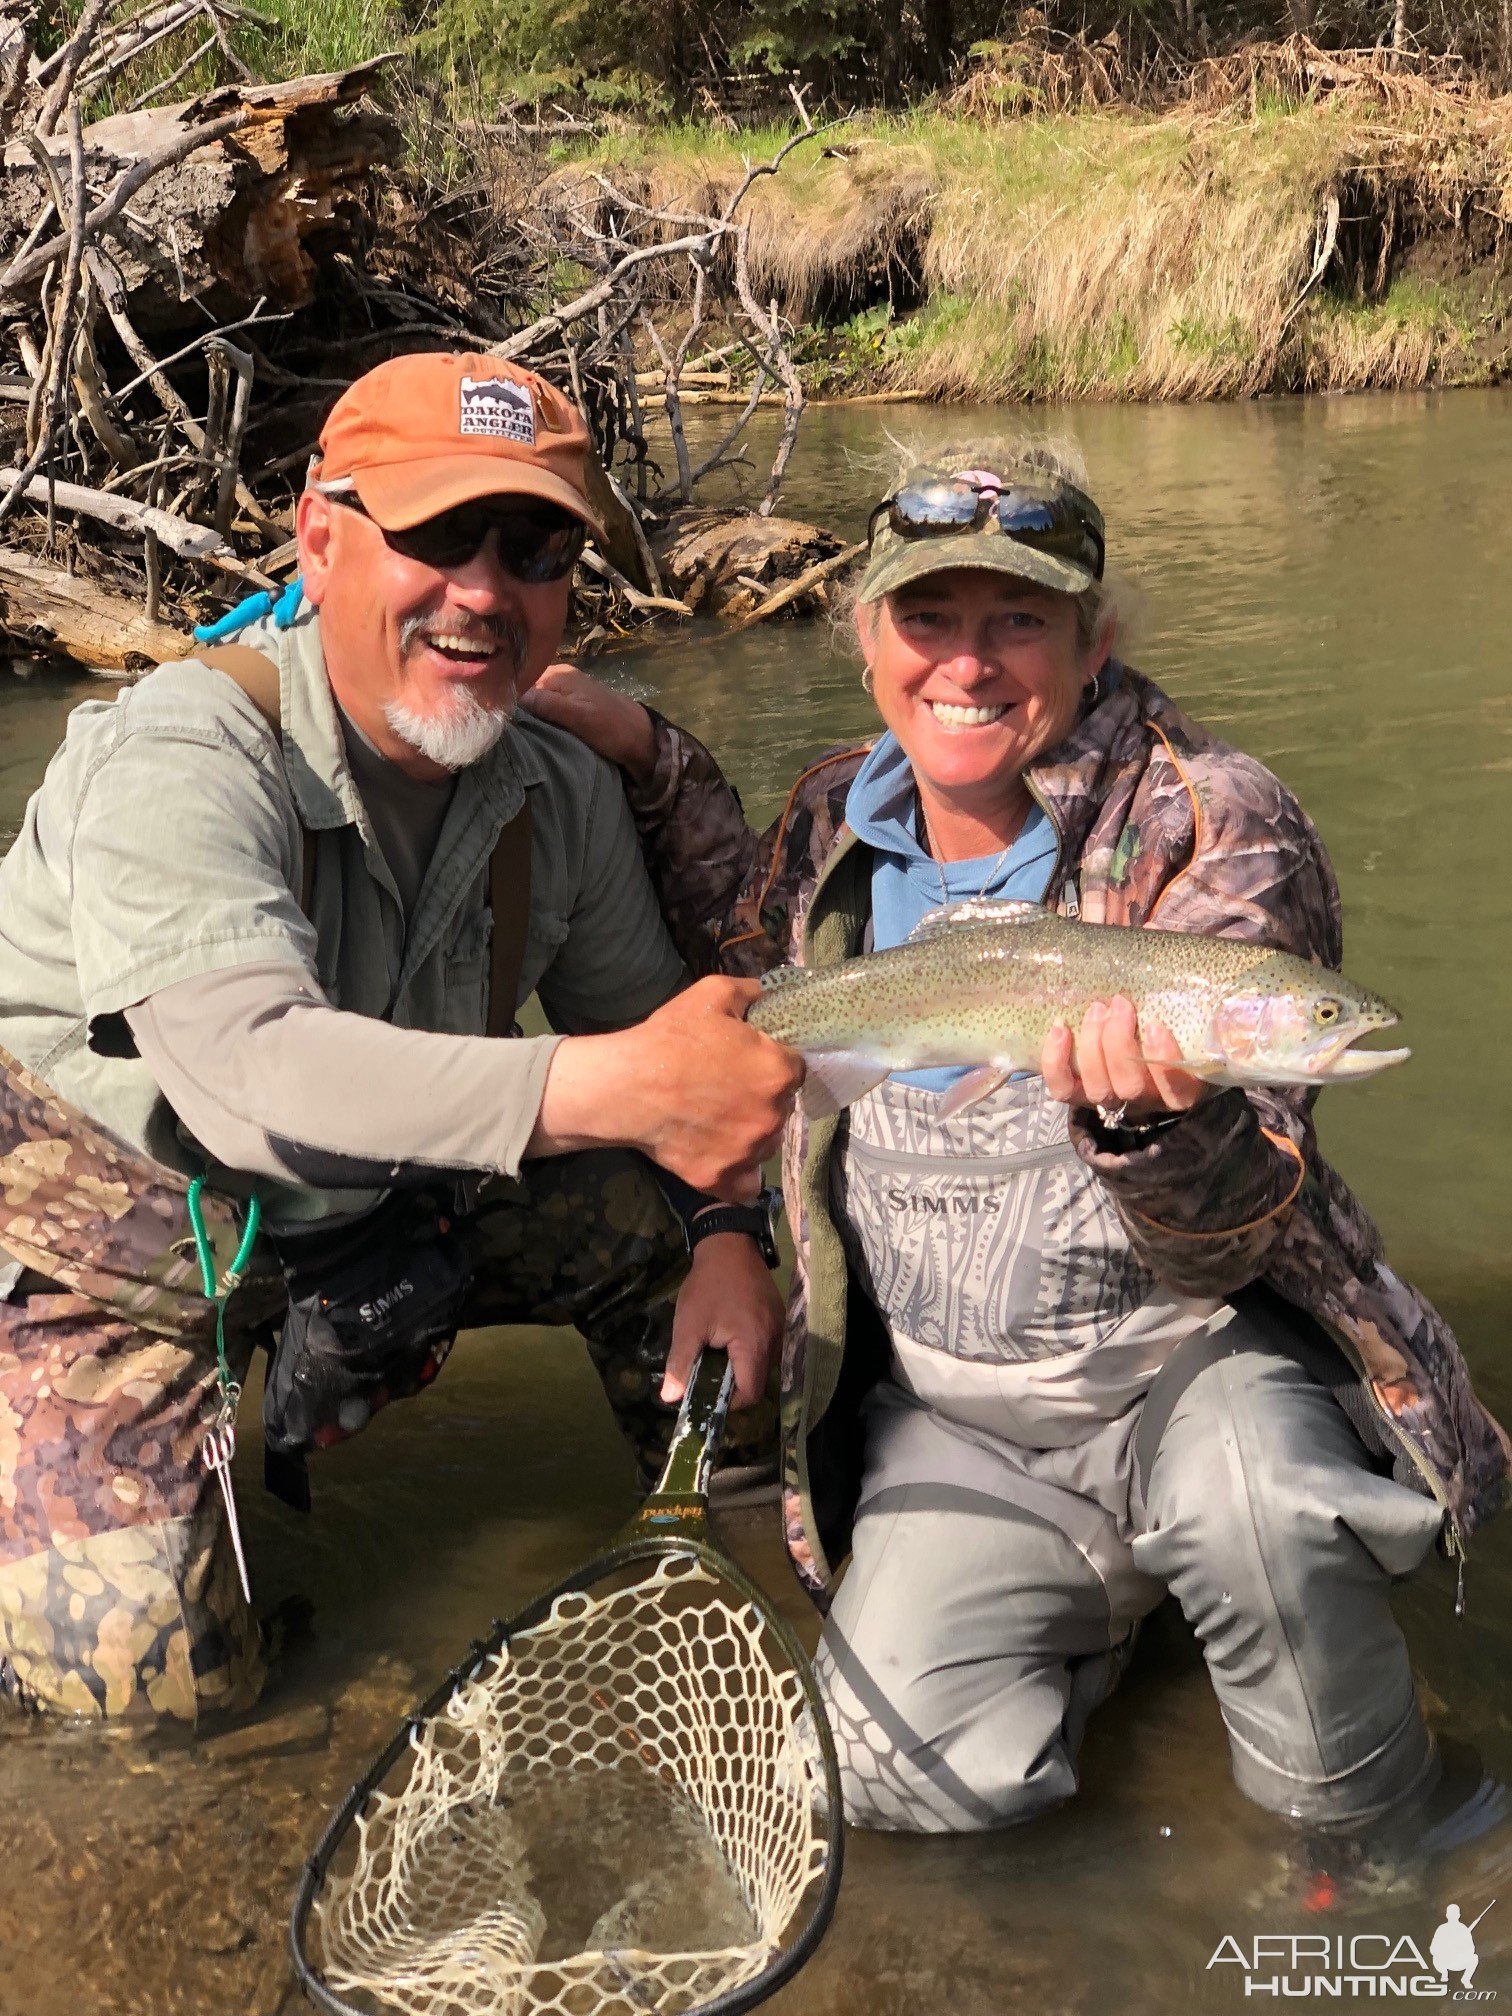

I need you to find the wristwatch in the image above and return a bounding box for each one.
[686,1185,783,1269]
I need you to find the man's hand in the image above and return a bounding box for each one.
[1041,996,1210,1118]
[663,1233,784,1410]
[528,976,803,1200]
[520,664,657,785]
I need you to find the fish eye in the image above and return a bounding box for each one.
[1314,999,1342,1025]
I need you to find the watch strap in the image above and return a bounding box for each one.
[686,1190,781,1267]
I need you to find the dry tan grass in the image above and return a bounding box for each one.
[577,92,1512,399]
[552,135,936,321]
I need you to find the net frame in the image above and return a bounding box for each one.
[289,1356,845,2016]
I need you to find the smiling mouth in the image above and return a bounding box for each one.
[929,700,1007,727]
[422,632,505,667]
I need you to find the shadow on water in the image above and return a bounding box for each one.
[3,390,1512,2016]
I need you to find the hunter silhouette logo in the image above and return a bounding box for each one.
[1432,1903,1494,1992]
[458,375,535,444]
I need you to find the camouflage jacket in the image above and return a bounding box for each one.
[628,663,1511,1604]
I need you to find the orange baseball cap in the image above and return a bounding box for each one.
[315,352,605,536]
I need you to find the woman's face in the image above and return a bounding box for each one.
[859,567,1110,825]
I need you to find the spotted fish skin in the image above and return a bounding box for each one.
[747,900,1407,1114]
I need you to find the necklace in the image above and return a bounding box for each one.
[918,800,1018,909]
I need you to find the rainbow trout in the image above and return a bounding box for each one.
[747,899,1409,1119]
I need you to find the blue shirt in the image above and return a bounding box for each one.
[844,731,1058,1090]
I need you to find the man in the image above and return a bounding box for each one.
[0,352,801,1723]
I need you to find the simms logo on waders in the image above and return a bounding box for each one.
[459,376,535,444]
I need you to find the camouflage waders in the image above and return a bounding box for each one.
[0,1048,774,1724]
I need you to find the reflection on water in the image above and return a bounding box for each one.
[3,391,1511,2016]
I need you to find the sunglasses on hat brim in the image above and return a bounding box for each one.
[325,491,587,582]
[867,477,1105,582]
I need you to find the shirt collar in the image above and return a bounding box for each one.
[253,604,542,832]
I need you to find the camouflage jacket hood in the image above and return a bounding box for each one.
[630,663,1509,1601]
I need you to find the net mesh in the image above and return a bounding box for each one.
[312,1553,832,2016]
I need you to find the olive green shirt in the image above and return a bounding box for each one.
[0,603,684,1222]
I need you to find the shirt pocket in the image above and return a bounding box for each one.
[436,911,492,1036]
[835,1135,1148,1364]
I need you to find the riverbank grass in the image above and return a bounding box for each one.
[581,96,1512,398]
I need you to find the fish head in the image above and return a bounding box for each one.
[1206,974,1410,1086]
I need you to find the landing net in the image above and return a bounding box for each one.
[308,1552,833,2016]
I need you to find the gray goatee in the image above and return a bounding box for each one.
[383,614,527,771]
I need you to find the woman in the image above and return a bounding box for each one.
[526,444,1509,1838]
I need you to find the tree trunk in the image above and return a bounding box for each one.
[1390,0,1409,65]
[922,0,954,86]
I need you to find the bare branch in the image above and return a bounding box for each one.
[579,545,692,618]
[37,0,116,137]
[1,103,89,531]
[727,542,864,631]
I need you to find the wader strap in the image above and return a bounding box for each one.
[197,643,316,916]
[487,799,532,1039]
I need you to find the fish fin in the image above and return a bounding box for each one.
[907,899,1047,944]
[1174,1056,1234,1084]
[936,1065,1011,1120]
[799,1053,891,1118]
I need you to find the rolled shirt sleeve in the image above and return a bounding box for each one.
[126,964,563,1186]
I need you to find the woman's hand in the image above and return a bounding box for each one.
[1042,996,1210,1119]
[519,664,657,785]
[663,1232,785,1411]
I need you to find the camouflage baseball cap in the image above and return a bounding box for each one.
[856,460,1106,604]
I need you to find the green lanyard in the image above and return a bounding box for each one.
[185,1175,261,1418]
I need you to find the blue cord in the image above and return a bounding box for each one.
[193,576,303,644]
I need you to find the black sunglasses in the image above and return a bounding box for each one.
[331,493,586,581]
[867,477,1106,581]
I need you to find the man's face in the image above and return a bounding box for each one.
[297,489,575,777]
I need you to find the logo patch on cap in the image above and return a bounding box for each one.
[459,375,536,445]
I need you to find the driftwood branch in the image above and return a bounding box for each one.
[579,544,692,618]
[727,541,864,630]
[2,41,838,669]
[0,466,237,556]
[37,0,115,137]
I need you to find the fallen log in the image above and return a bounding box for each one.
[0,549,187,671]
[653,509,844,618]
[0,58,400,329]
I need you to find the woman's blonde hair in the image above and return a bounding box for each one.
[836,432,1126,659]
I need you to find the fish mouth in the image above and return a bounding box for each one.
[1316,1019,1411,1080]
[1317,1042,1411,1080]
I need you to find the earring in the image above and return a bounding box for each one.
[1082,667,1102,706]
[861,665,875,694]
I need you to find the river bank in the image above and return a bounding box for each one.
[567,80,1512,400]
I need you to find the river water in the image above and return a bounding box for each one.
[2,390,1510,2016]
